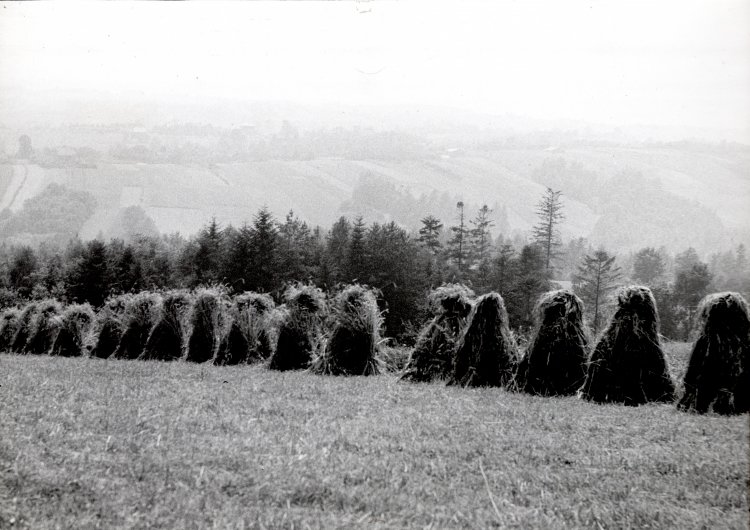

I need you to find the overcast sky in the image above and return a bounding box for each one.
[1,1,748,140]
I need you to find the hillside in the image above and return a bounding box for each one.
[0,141,747,252]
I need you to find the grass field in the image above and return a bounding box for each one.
[0,344,747,529]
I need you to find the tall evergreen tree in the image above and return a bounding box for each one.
[532,187,564,274]
[447,201,470,273]
[324,216,350,285]
[417,215,443,255]
[223,223,253,290]
[574,249,622,334]
[674,261,712,339]
[193,217,224,285]
[347,216,368,282]
[249,207,278,292]
[68,239,109,306]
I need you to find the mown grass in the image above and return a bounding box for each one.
[0,342,747,529]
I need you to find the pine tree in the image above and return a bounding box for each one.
[193,217,224,285]
[68,240,109,307]
[223,223,253,290]
[277,210,315,283]
[674,261,712,340]
[249,206,278,292]
[574,249,622,334]
[447,201,470,273]
[417,215,443,255]
[324,216,350,285]
[532,187,564,274]
[470,205,494,264]
[347,216,368,282]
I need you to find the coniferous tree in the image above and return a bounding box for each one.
[324,216,350,285]
[68,239,109,307]
[347,216,368,282]
[223,223,253,290]
[507,244,550,329]
[447,201,470,274]
[632,247,665,285]
[193,217,224,285]
[249,206,278,292]
[532,187,564,274]
[417,215,443,256]
[574,249,622,334]
[674,261,712,340]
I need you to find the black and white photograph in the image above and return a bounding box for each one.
[0,1,748,528]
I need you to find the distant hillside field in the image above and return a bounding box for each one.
[0,144,747,250]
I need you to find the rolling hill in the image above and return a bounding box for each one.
[0,141,747,253]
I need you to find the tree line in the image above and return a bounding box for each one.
[0,188,746,342]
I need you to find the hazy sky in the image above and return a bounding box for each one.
[1,1,748,139]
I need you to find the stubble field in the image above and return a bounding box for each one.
[0,343,747,529]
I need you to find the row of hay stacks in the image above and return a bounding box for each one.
[0,283,387,376]
[1,281,746,414]
[400,284,749,415]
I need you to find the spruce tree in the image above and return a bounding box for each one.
[249,206,278,292]
[574,249,622,334]
[447,201,470,273]
[417,215,443,255]
[532,187,564,274]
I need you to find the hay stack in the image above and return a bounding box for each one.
[0,309,21,352]
[269,284,326,371]
[401,283,474,382]
[581,286,675,405]
[451,292,518,387]
[141,291,192,361]
[185,289,225,363]
[50,304,96,357]
[214,292,275,366]
[24,299,62,355]
[678,292,749,415]
[310,284,384,376]
[112,292,160,360]
[10,302,38,353]
[515,290,589,396]
[90,297,127,359]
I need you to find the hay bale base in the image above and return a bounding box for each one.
[581,286,675,406]
[310,284,384,376]
[678,292,749,415]
[515,290,589,396]
[91,319,123,359]
[401,284,474,383]
[450,292,517,388]
[269,285,326,372]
